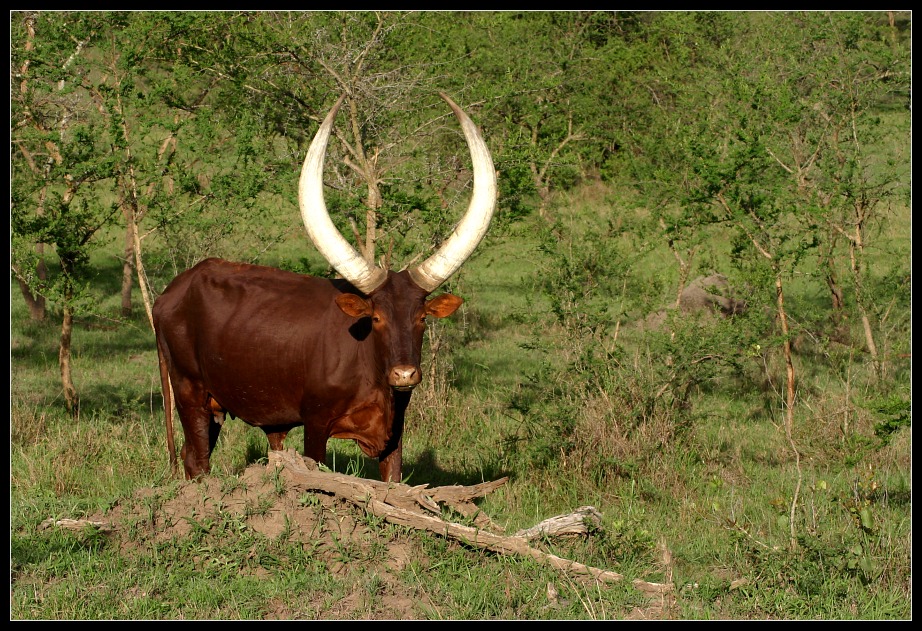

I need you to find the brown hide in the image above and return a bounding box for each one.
[153,258,462,482]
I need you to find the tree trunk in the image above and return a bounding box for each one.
[361,151,383,265]
[774,272,801,551]
[535,179,553,223]
[60,304,79,417]
[825,272,845,312]
[15,186,49,322]
[17,255,46,322]
[530,110,582,224]
[120,211,136,318]
[848,225,881,379]
[820,230,845,320]
[363,200,378,265]
[132,219,156,332]
[660,218,696,310]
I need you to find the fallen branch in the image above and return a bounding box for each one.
[39,449,624,585]
[40,518,114,532]
[514,505,602,539]
[269,449,622,583]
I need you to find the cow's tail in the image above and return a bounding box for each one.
[156,337,178,475]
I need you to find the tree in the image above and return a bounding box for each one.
[773,12,911,380]
[79,12,233,327]
[614,11,911,548]
[10,13,49,322]
[166,11,466,271]
[403,11,625,222]
[11,11,124,414]
[11,11,289,411]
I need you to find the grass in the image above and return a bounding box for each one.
[10,170,912,619]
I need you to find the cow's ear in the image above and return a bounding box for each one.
[425,293,463,318]
[336,294,373,318]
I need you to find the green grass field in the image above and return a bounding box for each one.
[10,175,911,619]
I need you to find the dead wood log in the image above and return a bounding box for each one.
[272,450,507,533]
[514,505,603,540]
[269,449,623,583]
[40,518,114,532]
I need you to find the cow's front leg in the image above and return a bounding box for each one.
[378,390,409,483]
[378,442,403,483]
[304,431,328,470]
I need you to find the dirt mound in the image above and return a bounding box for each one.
[106,465,362,548]
[86,459,427,619]
[70,451,625,619]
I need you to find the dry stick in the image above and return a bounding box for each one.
[366,496,622,584]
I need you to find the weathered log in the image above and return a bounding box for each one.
[40,518,114,532]
[269,449,623,583]
[514,505,603,540]
[275,451,508,533]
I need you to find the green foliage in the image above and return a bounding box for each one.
[867,396,911,445]
[10,10,911,620]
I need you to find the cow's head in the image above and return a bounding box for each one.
[334,271,462,390]
[299,93,496,391]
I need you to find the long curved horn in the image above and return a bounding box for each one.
[408,93,497,293]
[299,94,387,295]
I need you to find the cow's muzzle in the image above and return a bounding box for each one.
[389,365,421,391]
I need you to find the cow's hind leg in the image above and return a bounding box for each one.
[174,384,222,480]
[177,412,218,480]
[207,396,227,453]
[261,426,291,451]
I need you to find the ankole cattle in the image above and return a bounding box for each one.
[153,93,496,482]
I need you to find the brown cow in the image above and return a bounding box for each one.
[153,93,496,482]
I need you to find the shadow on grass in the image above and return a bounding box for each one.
[11,310,157,368]
[228,430,511,490]
[79,382,166,417]
[319,445,512,489]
